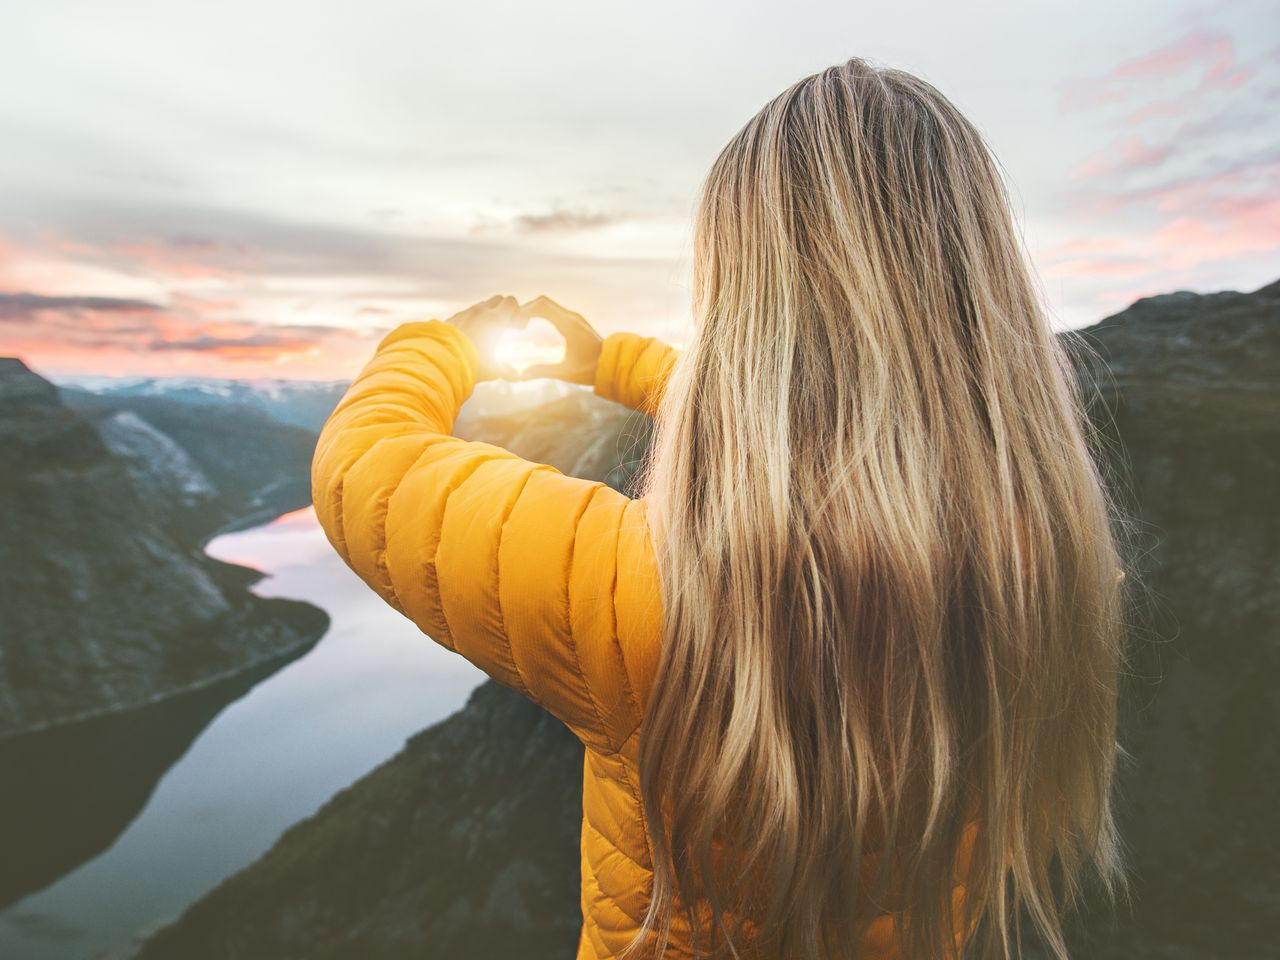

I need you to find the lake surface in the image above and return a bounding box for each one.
[0,507,484,960]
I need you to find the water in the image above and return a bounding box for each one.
[0,507,484,960]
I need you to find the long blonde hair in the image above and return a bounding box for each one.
[629,57,1132,960]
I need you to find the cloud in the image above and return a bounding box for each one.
[0,194,690,378]
[470,206,626,238]
[1058,29,1254,114]
[0,191,691,373]
[1042,258,1150,279]
[512,208,621,234]
[0,292,162,317]
[1069,135,1175,181]
[1059,145,1280,215]
[0,190,664,295]
[1039,164,1280,316]
[0,285,377,373]
[146,329,332,360]
[1047,23,1279,314]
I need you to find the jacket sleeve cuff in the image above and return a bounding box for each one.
[593,332,677,415]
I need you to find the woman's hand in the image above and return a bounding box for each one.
[516,295,603,386]
[446,295,522,381]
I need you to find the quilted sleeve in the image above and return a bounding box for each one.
[311,319,659,753]
[592,331,679,415]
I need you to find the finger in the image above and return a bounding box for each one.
[518,295,565,319]
[539,296,590,330]
[467,294,505,319]
[470,301,521,340]
[521,295,579,319]
[497,295,523,325]
[483,295,523,327]
[547,296,586,323]
[448,295,500,328]
[518,297,580,337]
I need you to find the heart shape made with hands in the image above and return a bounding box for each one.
[493,315,566,376]
[490,297,602,385]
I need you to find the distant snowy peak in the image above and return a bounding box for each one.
[52,374,349,394]
[52,375,353,432]
[52,372,583,431]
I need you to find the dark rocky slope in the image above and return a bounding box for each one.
[133,682,584,960]
[454,386,654,496]
[0,360,327,737]
[131,278,1279,959]
[0,359,330,904]
[61,388,319,541]
[1060,279,1280,957]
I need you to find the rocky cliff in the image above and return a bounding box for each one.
[454,386,654,493]
[0,359,330,904]
[132,682,584,960]
[61,388,320,541]
[130,279,1279,959]
[1060,279,1280,957]
[0,360,328,738]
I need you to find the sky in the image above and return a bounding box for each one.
[0,0,1276,380]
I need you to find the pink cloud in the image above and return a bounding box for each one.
[1041,141,1280,298]
[1040,181,1280,290]
[1113,31,1231,81]
[1040,236,1131,259]
[1044,259,1150,279]
[1122,99,1191,126]
[1059,78,1131,113]
[0,229,357,376]
[1148,161,1280,218]
[1059,29,1254,115]
[1059,155,1280,218]
[0,289,381,379]
[28,232,248,282]
[1087,285,1163,310]
[1147,197,1280,268]
[168,291,244,313]
[108,238,243,281]
[0,235,20,289]
[1069,135,1174,181]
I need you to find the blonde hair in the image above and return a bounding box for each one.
[628,57,1132,960]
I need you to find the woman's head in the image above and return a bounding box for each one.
[632,57,1132,960]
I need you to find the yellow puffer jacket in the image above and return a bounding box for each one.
[312,319,976,959]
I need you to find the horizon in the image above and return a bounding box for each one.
[26,271,1278,388]
[2,0,1277,381]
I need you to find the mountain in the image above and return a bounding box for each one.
[51,374,351,433]
[0,359,330,904]
[60,388,320,540]
[454,385,654,493]
[0,361,328,736]
[131,278,1278,959]
[131,682,584,960]
[1061,278,1280,957]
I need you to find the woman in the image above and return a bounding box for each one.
[312,56,1131,960]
